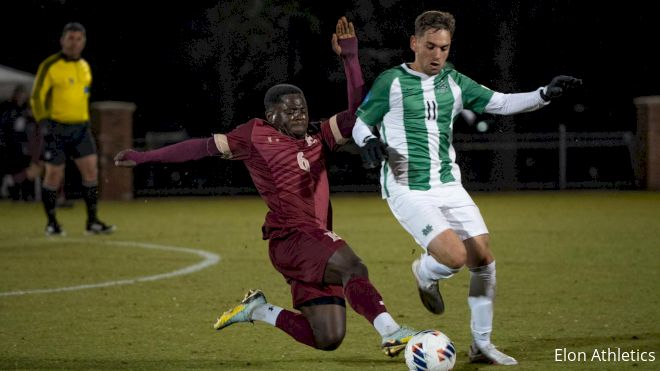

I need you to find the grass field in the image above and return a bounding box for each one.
[1,191,659,370]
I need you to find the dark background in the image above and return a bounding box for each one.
[2,0,659,194]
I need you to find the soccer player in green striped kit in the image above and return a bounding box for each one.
[352,10,581,365]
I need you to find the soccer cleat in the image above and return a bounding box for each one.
[412,257,445,314]
[214,289,267,330]
[381,326,417,357]
[468,342,518,365]
[85,220,116,235]
[45,221,66,237]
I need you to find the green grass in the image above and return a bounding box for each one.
[0,191,659,370]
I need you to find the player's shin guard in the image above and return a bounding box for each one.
[468,261,496,347]
[275,310,317,348]
[82,180,98,221]
[344,276,387,324]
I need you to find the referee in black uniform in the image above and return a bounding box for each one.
[30,22,114,236]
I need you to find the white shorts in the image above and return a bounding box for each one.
[386,185,488,250]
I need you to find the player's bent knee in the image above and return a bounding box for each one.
[445,249,467,269]
[427,229,467,269]
[314,330,346,351]
[428,244,466,270]
[314,332,344,351]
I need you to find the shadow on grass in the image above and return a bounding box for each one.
[519,332,660,358]
[2,333,657,370]
[0,356,402,371]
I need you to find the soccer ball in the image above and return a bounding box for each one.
[404,329,457,371]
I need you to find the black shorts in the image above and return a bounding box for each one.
[42,120,97,165]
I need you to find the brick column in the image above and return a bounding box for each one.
[633,96,660,190]
[90,101,136,200]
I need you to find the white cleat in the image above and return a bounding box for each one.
[468,342,518,365]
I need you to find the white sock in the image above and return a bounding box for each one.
[373,312,400,337]
[250,303,283,326]
[419,253,460,282]
[468,261,496,347]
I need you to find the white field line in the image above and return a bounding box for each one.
[0,239,220,297]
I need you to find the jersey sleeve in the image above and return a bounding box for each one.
[452,71,495,114]
[318,110,354,151]
[213,120,256,160]
[337,37,364,115]
[30,57,56,122]
[356,70,397,127]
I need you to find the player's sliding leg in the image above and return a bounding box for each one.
[214,289,413,353]
[213,282,415,355]
[215,234,416,355]
[327,246,417,357]
[343,275,417,356]
[214,289,318,348]
[214,291,348,350]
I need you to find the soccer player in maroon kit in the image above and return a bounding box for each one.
[114,17,417,357]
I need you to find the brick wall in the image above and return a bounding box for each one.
[91,101,136,200]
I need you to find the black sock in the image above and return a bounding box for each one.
[83,183,98,222]
[42,187,58,224]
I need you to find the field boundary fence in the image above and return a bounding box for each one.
[131,126,638,196]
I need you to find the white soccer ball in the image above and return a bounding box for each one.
[404,329,457,371]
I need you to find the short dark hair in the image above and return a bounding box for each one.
[414,11,455,37]
[264,84,304,110]
[62,22,86,36]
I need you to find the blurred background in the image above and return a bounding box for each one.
[1,0,659,199]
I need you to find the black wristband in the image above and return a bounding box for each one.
[539,88,551,102]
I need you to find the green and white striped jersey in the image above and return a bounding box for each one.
[357,63,494,197]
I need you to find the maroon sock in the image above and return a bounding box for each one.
[343,276,388,323]
[275,310,317,348]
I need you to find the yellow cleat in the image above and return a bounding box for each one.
[214,289,266,330]
[381,326,417,357]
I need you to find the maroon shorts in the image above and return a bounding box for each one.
[268,226,347,309]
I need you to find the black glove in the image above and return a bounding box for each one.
[541,75,583,101]
[360,137,388,169]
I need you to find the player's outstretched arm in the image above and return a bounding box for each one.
[484,75,583,115]
[333,16,363,115]
[114,137,220,167]
[321,16,365,147]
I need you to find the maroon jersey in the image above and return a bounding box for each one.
[213,117,348,239]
